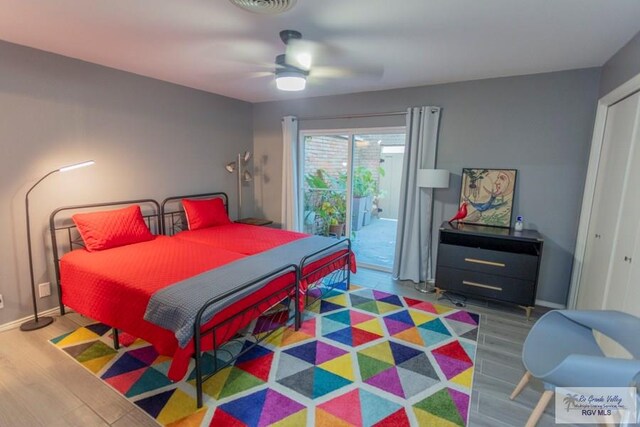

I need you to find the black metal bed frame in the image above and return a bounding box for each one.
[50,194,352,408]
[48,198,302,408]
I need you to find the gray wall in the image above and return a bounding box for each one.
[0,40,253,325]
[253,68,601,306]
[600,30,640,96]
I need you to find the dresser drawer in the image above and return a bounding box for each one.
[437,244,538,281]
[435,266,536,306]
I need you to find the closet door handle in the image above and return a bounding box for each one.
[595,234,601,239]
[624,256,632,263]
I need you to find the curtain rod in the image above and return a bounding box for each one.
[295,111,406,121]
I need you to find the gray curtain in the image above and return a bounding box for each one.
[281,116,300,231]
[392,106,442,282]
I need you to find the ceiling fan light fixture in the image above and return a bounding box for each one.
[229,0,297,14]
[276,71,306,91]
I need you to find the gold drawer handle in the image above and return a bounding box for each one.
[464,257,505,268]
[462,280,503,292]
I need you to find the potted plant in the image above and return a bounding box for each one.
[349,166,384,230]
[317,195,346,236]
[304,169,347,236]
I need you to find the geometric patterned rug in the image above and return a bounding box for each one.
[51,283,479,426]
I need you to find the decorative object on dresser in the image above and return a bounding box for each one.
[225,151,253,219]
[415,168,450,293]
[448,202,468,224]
[434,221,543,319]
[459,168,517,228]
[20,160,94,332]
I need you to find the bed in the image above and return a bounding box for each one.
[160,192,356,305]
[50,199,301,408]
[50,196,354,408]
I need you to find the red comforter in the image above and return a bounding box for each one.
[173,223,357,284]
[173,223,307,254]
[60,236,295,381]
[60,225,355,382]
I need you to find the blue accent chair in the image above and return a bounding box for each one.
[510,310,640,427]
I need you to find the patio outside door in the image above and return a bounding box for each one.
[301,128,406,271]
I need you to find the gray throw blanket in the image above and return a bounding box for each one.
[144,236,348,348]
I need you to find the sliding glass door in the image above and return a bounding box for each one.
[302,134,349,237]
[301,128,406,271]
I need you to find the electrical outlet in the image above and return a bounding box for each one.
[0,293,4,309]
[38,282,51,298]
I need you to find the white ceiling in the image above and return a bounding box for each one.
[1,0,639,103]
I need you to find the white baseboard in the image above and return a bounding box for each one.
[535,299,566,309]
[0,307,61,333]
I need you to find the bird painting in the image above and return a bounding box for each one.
[459,168,517,227]
[448,202,468,224]
[464,193,507,213]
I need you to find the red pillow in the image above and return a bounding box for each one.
[72,205,155,252]
[182,197,231,230]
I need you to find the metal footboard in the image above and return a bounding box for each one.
[193,264,300,408]
[300,238,352,308]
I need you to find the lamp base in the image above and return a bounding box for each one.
[20,316,54,331]
[415,281,436,294]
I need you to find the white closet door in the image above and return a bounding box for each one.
[604,93,640,315]
[577,92,640,310]
[623,227,640,317]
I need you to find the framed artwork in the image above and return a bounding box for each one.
[459,168,517,228]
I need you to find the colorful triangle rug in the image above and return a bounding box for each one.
[51,284,479,426]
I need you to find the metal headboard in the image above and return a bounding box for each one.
[49,199,161,314]
[160,192,229,236]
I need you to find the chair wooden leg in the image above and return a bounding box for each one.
[510,371,532,400]
[525,390,554,427]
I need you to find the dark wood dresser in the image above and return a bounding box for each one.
[434,222,543,318]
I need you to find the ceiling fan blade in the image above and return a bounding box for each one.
[311,64,384,80]
[244,71,273,79]
[285,38,325,70]
[208,70,273,82]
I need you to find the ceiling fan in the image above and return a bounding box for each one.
[275,30,310,91]
[271,29,384,92]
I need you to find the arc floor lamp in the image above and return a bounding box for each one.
[20,160,95,331]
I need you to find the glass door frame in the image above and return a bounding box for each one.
[298,126,406,268]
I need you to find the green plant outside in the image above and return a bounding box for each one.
[304,166,384,235]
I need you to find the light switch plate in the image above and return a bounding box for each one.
[38,282,51,298]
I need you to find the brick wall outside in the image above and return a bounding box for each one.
[303,135,383,187]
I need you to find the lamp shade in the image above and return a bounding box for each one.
[417,169,450,189]
[276,71,306,91]
[225,162,236,173]
[58,160,95,172]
